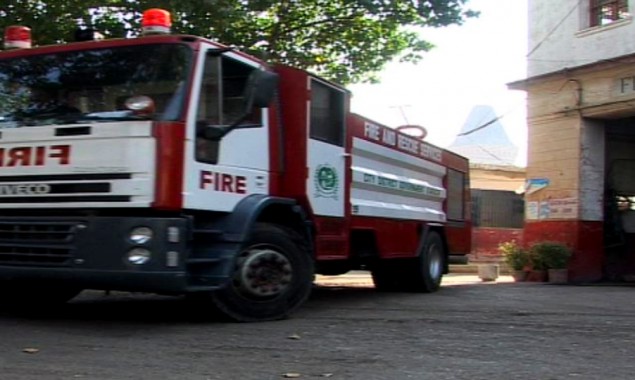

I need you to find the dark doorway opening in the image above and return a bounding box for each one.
[604,117,635,280]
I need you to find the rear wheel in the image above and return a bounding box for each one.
[371,263,402,291]
[196,223,314,322]
[408,231,444,292]
[371,231,445,293]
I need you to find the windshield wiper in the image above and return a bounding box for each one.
[11,106,81,126]
[9,108,152,126]
[18,105,81,120]
[75,110,152,122]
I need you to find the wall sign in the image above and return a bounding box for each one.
[525,178,549,194]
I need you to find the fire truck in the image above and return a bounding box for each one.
[0,9,471,321]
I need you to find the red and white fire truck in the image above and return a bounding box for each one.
[0,9,471,321]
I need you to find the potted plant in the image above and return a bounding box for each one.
[499,241,530,281]
[530,241,572,284]
[527,243,549,282]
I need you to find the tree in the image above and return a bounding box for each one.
[0,0,477,84]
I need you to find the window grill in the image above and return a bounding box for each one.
[590,0,629,27]
[472,190,524,228]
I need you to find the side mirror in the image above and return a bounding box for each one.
[243,70,278,111]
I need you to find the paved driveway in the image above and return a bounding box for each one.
[0,274,633,380]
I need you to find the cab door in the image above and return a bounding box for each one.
[306,78,347,217]
[183,46,270,211]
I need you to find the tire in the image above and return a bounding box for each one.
[205,223,314,322]
[371,231,445,293]
[0,281,81,310]
[371,263,402,291]
[408,231,445,293]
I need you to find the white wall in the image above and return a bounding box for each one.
[529,0,635,77]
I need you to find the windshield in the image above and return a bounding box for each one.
[0,44,192,128]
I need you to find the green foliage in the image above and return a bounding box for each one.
[530,242,572,270]
[0,0,477,84]
[499,241,529,271]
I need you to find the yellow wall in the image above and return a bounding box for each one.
[516,58,635,221]
[470,165,525,192]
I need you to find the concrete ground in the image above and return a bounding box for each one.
[316,270,514,288]
[1,272,633,380]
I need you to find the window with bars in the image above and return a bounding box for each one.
[590,0,629,27]
[471,190,524,228]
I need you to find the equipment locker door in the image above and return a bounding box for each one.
[306,78,347,217]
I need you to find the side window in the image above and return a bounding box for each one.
[197,55,221,124]
[196,54,262,164]
[221,57,261,126]
[447,169,466,221]
[196,54,221,163]
[310,79,345,146]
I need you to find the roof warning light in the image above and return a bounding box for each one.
[4,26,32,49]
[142,8,172,35]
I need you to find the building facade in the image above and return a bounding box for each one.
[511,0,635,281]
[448,106,526,263]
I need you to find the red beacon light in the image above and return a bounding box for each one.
[4,26,32,49]
[141,8,172,35]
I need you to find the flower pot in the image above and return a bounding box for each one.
[511,270,528,282]
[548,268,568,284]
[526,269,548,282]
[478,264,499,282]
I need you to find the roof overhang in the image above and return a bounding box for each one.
[508,51,635,91]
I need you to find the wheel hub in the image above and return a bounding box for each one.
[235,248,293,298]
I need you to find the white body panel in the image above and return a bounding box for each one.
[351,137,447,222]
[182,156,269,212]
[182,46,270,212]
[306,139,346,217]
[0,122,155,208]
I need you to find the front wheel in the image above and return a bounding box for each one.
[200,223,314,322]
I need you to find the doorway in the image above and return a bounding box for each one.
[604,117,635,280]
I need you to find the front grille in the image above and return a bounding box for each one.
[0,221,77,267]
[0,222,75,242]
[0,247,72,266]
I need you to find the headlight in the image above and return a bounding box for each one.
[129,226,153,244]
[127,248,152,265]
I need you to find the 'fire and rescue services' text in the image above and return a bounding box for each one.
[363,122,442,162]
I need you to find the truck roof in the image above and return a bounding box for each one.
[0,34,267,67]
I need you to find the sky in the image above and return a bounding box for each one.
[349,0,528,166]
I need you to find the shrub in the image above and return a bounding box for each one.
[530,241,572,270]
[499,241,530,271]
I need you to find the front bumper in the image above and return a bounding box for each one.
[0,216,192,294]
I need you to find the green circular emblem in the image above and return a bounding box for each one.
[315,164,339,198]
